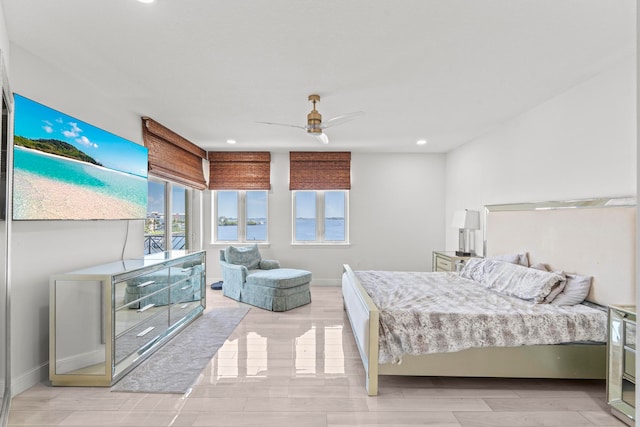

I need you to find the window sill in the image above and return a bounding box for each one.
[290,242,351,248]
[209,242,271,248]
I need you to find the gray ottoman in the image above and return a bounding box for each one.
[242,268,312,311]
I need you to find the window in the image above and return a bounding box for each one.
[145,178,191,254]
[293,190,348,244]
[171,184,188,249]
[213,190,268,243]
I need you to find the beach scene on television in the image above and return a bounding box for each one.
[12,94,148,220]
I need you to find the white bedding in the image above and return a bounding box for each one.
[354,270,607,364]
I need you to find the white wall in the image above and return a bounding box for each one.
[9,45,148,395]
[0,5,9,68]
[205,152,447,285]
[445,55,637,255]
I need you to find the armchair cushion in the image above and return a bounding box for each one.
[224,244,261,269]
[247,268,312,289]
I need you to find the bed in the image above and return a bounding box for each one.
[342,197,636,396]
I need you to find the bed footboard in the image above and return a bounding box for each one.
[342,264,379,396]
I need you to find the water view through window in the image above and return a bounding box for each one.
[217,191,238,241]
[215,190,345,243]
[217,190,267,242]
[295,191,316,241]
[325,191,346,241]
[295,190,346,242]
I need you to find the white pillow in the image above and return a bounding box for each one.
[550,273,592,306]
[460,258,565,303]
[488,252,529,267]
[528,263,565,303]
[542,273,566,303]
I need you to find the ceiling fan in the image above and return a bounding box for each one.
[257,94,363,144]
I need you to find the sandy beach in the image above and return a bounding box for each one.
[13,169,146,220]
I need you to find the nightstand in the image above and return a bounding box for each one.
[607,304,636,426]
[432,251,475,272]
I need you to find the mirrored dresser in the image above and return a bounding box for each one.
[607,304,636,426]
[49,250,206,386]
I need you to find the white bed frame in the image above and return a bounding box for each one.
[342,197,636,396]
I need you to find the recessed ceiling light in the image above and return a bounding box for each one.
[226,139,237,145]
[416,139,428,146]
[137,0,155,3]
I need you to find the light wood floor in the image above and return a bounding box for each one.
[8,286,626,426]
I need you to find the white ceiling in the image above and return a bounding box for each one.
[1,0,635,153]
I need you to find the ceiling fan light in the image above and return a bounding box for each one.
[315,133,329,144]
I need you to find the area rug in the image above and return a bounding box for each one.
[111,306,250,394]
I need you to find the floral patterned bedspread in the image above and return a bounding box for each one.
[354,270,607,364]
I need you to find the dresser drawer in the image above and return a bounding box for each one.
[622,378,636,408]
[624,347,636,381]
[435,257,453,271]
[625,320,636,349]
[114,306,169,365]
[624,317,636,381]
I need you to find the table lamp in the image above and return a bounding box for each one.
[451,209,480,256]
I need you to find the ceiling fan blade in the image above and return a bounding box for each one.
[256,121,306,130]
[321,111,364,129]
[314,133,329,144]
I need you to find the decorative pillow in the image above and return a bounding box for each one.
[259,259,280,270]
[550,273,593,306]
[487,252,529,267]
[224,244,261,269]
[460,258,565,303]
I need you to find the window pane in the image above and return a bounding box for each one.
[325,191,345,241]
[246,191,267,242]
[171,185,187,250]
[295,191,316,241]
[145,181,166,254]
[217,191,238,241]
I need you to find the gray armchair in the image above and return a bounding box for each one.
[219,244,312,311]
[219,245,280,300]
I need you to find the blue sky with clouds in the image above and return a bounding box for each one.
[14,94,148,178]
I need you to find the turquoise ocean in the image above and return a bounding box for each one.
[14,146,147,212]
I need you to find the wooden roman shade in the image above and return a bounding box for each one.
[289,151,351,190]
[208,151,271,190]
[142,117,207,190]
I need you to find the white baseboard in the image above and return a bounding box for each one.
[12,362,48,397]
[207,277,340,287]
[309,279,340,287]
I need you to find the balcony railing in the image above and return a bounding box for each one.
[144,234,186,255]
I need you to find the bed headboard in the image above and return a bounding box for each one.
[484,197,636,306]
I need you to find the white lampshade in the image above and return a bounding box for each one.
[450,210,480,230]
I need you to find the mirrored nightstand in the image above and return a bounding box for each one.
[432,251,475,272]
[607,304,636,426]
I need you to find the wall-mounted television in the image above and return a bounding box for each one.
[12,94,148,220]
